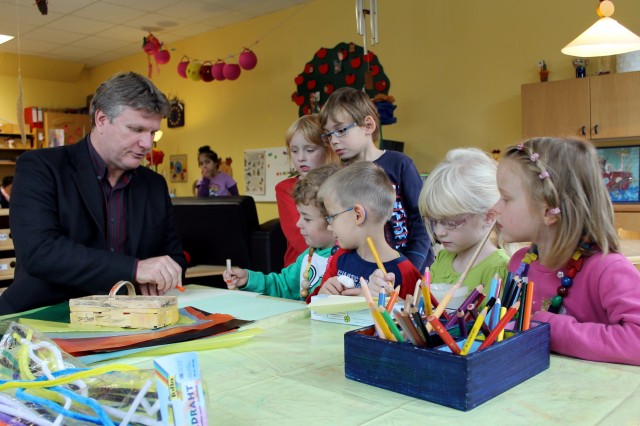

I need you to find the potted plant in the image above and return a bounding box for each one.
[538,60,549,82]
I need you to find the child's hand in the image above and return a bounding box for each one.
[318,277,345,295]
[223,267,248,290]
[368,269,394,297]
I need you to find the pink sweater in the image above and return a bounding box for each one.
[510,247,640,366]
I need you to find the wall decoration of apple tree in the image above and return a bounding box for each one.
[291,42,391,117]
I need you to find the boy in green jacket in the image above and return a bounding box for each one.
[223,164,339,300]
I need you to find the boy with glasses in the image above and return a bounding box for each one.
[319,87,432,272]
[307,161,422,302]
[419,148,509,292]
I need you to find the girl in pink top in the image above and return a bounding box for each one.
[494,137,640,366]
[276,114,339,266]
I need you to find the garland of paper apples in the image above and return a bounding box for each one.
[291,42,391,116]
[176,48,257,82]
[142,33,171,78]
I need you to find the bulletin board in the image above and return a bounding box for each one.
[244,147,293,202]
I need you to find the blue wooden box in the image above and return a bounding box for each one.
[344,322,550,411]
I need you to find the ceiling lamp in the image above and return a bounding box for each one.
[562,1,640,57]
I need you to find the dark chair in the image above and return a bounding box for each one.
[171,196,285,275]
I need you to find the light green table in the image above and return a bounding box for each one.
[126,288,640,425]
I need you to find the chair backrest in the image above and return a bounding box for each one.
[171,196,260,268]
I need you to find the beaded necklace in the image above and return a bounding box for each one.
[300,248,315,298]
[517,242,591,314]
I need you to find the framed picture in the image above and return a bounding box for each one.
[169,154,188,183]
[596,145,640,203]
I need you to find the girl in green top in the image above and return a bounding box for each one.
[418,148,509,293]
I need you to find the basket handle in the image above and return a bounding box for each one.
[109,281,136,298]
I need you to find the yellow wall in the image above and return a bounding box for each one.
[2,0,640,221]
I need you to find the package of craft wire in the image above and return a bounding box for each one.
[0,322,163,425]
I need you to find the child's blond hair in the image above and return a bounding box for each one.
[503,137,618,269]
[292,163,340,216]
[420,148,499,244]
[319,87,380,143]
[318,161,393,223]
[285,114,338,165]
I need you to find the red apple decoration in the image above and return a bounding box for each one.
[370,64,380,76]
[318,63,329,74]
[212,60,226,80]
[307,80,316,90]
[345,74,356,85]
[200,61,214,82]
[316,48,327,59]
[223,63,241,80]
[155,48,171,65]
[350,57,362,68]
[294,75,304,85]
[239,48,258,70]
[363,52,374,63]
[304,63,314,74]
[375,80,388,91]
[323,84,334,95]
[177,56,190,78]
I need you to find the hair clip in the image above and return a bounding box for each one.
[516,144,524,151]
[530,153,540,162]
[549,207,561,215]
[539,171,550,180]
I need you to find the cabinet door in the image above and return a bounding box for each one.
[44,112,91,147]
[521,78,590,139]
[590,72,640,140]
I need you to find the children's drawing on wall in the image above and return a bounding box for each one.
[596,145,640,202]
[245,150,266,195]
[169,154,188,182]
[244,147,292,202]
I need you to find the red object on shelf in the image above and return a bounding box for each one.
[24,107,43,129]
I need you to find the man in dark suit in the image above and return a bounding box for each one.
[0,72,186,314]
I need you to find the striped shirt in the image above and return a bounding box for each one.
[87,140,134,255]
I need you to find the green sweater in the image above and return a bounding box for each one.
[243,246,333,300]
[430,249,510,293]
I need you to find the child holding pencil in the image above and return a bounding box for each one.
[319,87,432,271]
[224,164,339,300]
[307,161,422,302]
[276,114,339,267]
[494,137,640,365]
[419,148,510,293]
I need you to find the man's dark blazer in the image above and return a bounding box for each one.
[0,136,186,314]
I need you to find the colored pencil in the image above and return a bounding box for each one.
[400,308,426,347]
[428,315,461,354]
[456,309,468,338]
[445,284,484,327]
[497,307,507,342]
[522,281,535,331]
[478,301,521,350]
[457,221,495,287]
[426,282,460,332]
[394,311,417,345]
[422,267,433,316]
[378,306,404,342]
[460,307,488,355]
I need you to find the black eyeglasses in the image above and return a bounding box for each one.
[325,207,354,224]
[429,215,472,231]
[321,122,358,143]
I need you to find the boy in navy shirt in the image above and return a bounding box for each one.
[319,87,432,271]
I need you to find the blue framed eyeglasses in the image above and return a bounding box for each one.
[321,122,358,143]
[325,207,354,224]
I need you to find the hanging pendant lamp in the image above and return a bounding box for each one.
[562,0,640,57]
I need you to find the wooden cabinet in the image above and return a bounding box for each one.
[44,112,90,147]
[521,71,640,140]
[0,133,33,177]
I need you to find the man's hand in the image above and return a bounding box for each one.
[135,255,183,294]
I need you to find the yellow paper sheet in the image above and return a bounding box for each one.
[19,312,195,333]
[307,295,369,314]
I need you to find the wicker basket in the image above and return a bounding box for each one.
[69,281,179,329]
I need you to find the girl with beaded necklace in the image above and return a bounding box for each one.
[494,137,640,366]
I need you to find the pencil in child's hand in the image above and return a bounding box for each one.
[365,237,388,275]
